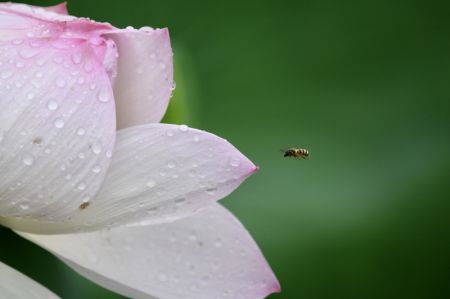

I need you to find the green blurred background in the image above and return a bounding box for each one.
[1,0,450,298]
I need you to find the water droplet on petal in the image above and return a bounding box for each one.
[47,100,58,111]
[71,52,82,64]
[97,87,110,102]
[20,204,30,210]
[214,238,223,248]
[77,182,87,191]
[19,48,39,59]
[92,165,102,173]
[55,78,66,87]
[167,161,176,169]
[12,39,23,45]
[54,118,65,129]
[1,70,13,79]
[179,124,188,132]
[76,127,85,136]
[23,154,34,166]
[230,157,241,167]
[146,180,156,188]
[91,142,102,154]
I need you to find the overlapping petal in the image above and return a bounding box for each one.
[0,38,116,224]
[20,203,279,299]
[3,124,257,233]
[0,261,60,299]
[104,28,173,128]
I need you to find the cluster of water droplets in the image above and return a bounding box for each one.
[71,209,273,299]
[0,32,116,220]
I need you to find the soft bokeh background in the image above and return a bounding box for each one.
[1,0,450,298]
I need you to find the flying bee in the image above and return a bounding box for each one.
[281,147,309,160]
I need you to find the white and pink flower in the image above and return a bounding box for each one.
[0,2,279,299]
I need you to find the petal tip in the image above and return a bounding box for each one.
[252,165,260,174]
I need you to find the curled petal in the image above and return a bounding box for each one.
[0,38,116,228]
[42,2,68,15]
[20,204,279,299]
[2,124,256,233]
[0,261,60,299]
[104,28,173,128]
[0,2,76,23]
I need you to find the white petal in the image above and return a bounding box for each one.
[104,28,173,128]
[19,204,279,299]
[0,261,59,299]
[0,38,116,226]
[2,124,256,233]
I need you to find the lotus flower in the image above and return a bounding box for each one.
[0,2,279,299]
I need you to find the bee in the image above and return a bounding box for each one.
[281,147,309,160]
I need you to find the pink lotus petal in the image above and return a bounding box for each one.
[0,2,76,23]
[42,2,68,15]
[104,28,174,128]
[20,203,279,299]
[3,124,257,233]
[0,261,60,299]
[0,38,116,227]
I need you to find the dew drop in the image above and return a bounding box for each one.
[97,87,110,103]
[76,127,85,136]
[167,161,176,169]
[84,61,94,73]
[214,238,223,248]
[47,100,58,111]
[19,48,39,59]
[71,52,82,64]
[12,39,23,45]
[179,124,188,132]
[89,37,103,46]
[53,56,63,64]
[23,155,34,166]
[1,70,13,79]
[206,187,217,195]
[105,150,112,158]
[77,182,87,191]
[92,165,102,173]
[230,157,241,167]
[20,204,30,210]
[200,275,210,286]
[54,118,65,129]
[194,136,200,142]
[166,130,174,137]
[146,180,156,188]
[91,142,102,154]
[55,78,66,87]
